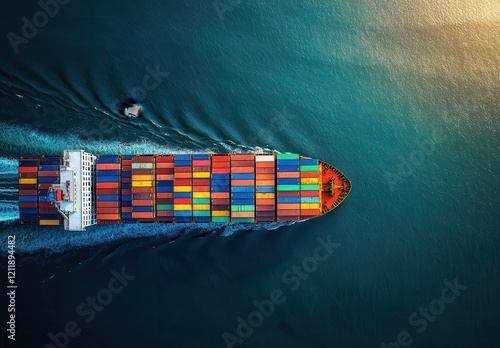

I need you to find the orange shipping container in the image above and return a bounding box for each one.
[132,212,155,219]
[38,171,59,177]
[96,163,120,170]
[231,211,255,218]
[255,199,275,205]
[157,211,174,217]
[255,180,274,186]
[97,214,121,220]
[97,202,120,208]
[255,168,275,174]
[231,154,254,161]
[231,167,253,173]
[255,174,275,180]
[97,208,121,214]
[277,203,300,210]
[277,172,300,178]
[212,162,230,168]
[211,192,230,199]
[174,173,192,179]
[157,193,174,199]
[231,180,254,186]
[300,209,320,216]
[156,174,174,180]
[255,162,275,168]
[131,187,154,193]
[19,167,38,173]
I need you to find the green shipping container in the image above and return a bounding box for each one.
[300,165,319,172]
[193,210,210,217]
[212,216,230,223]
[300,184,320,191]
[231,217,255,223]
[231,205,255,212]
[157,204,173,210]
[277,184,300,191]
[193,198,210,204]
[276,153,299,160]
[132,163,154,169]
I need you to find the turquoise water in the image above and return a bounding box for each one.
[0,0,499,347]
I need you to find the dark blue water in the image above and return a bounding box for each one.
[1,0,499,347]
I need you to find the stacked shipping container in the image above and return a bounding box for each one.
[299,159,321,219]
[18,158,40,224]
[156,155,174,222]
[255,154,276,222]
[38,156,62,226]
[230,154,255,223]
[96,156,121,223]
[131,156,155,221]
[276,153,300,221]
[192,154,211,223]
[211,155,230,223]
[121,155,134,223]
[173,154,192,223]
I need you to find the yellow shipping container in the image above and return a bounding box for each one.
[173,186,192,192]
[256,193,275,199]
[19,178,37,184]
[132,181,153,187]
[212,210,229,217]
[193,192,210,198]
[300,178,319,184]
[174,204,192,210]
[193,172,210,178]
[193,204,210,210]
[132,175,155,181]
[39,220,60,226]
[300,203,320,209]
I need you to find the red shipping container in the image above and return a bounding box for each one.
[132,212,154,219]
[256,199,275,205]
[211,198,230,205]
[38,183,52,189]
[211,168,230,174]
[174,167,192,173]
[19,202,37,208]
[97,208,120,214]
[157,193,174,199]
[231,167,253,173]
[192,185,210,191]
[38,171,59,177]
[132,156,155,163]
[212,162,230,168]
[132,187,154,193]
[156,168,174,174]
[121,178,132,183]
[156,162,174,168]
[156,211,174,217]
[277,192,300,197]
[255,162,275,168]
[230,160,254,166]
[97,202,120,208]
[97,214,121,220]
[300,209,320,216]
[256,168,275,174]
[276,172,299,178]
[20,184,38,190]
[19,173,37,178]
[19,167,38,173]
[156,198,173,204]
[96,163,120,170]
[174,179,192,186]
[132,200,154,206]
[38,202,53,208]
[300,191,319,197]
[96,182,120,189]
[211,156,229,162]
[277,209,300,215]
[231,154,254,161]
[122,189,132,195]
[193,179,210,186]
[156,156,174,163]
[122,207,133,213]
[192,160,210,166]
[19,190,38,195]
[132,169,154,175]
[174,198,192,204]
[122,160,132,165]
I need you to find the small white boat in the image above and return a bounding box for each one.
[124,104,142,118]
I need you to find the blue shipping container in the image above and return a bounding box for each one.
[96,176,119,182]
[231,199,255,205]
[277,197,300,203]
[19,196,37,202]
[19,160,39,167]
[193,154,210,160]
[256,186,275,193]
[132,206,154,212]
[231,174,254,180]
[96,170,120,176]
[174,154,191,161]
[97,156,120,164]
[173,192,192,198]
[41,157,60,165]
[39,165,59,171]
[299,159,318,165]
[277,166,299,172]
[211,174,229,180]
[96,195,119,201]
[277,178,300,185]
[231,186,254,193]
[174,160,192,167]
[211,185,229,192]
[277,159,300,166]
[231,192,254,199]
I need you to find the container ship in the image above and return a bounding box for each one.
[17,150,351,231]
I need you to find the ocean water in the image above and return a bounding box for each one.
[0,0,499,347]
